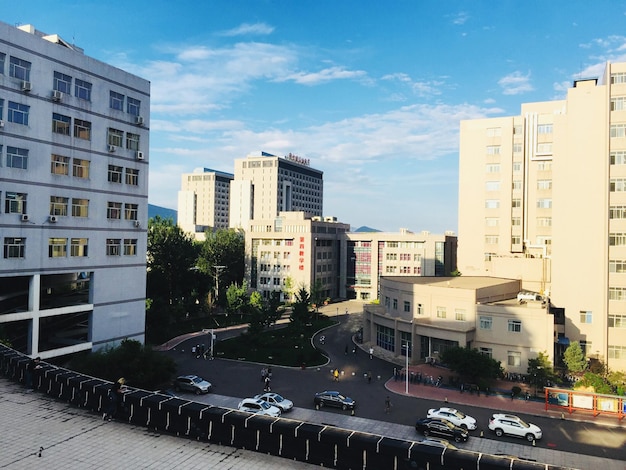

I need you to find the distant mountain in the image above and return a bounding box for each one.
[353,226,381,233]
[148,204,177,222]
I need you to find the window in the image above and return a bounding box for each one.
[508,319,522,333]
[485,217,499,227]
[8,102,29,125]
[486,127,501,137]
[4,237,25,259]
[579,310,593,324]
[127,97,141,116]
[608,345,626,359]
[124,239,137,256]
[6,146,28,169]
[9,56,31,81]
[512,198,522,208]
[0,53,4,74]
[511,217,521,226]
[511,236,521,245]
[124,203,138,221]
[70,238,88,257]
[485,199,500,209]
[107,202,122,219]
[480,316,492,330]
[108,128,124,147]
[507,351,521,367]
[512,180,522,190]
[53,71,72,94]
[0,99,3,118]
[484,252,495,261]
[126,132,140,151]
[74,78,92,101]
[386,253,398,261]
[537,161,552,171]
[609,287,626,300]
[610,151,626,165]
[609,234,626,246]
[537,124,553,134]
[106,238,121,256]
[50,196,68,216]
[48,238,67,258]
[5,192,27,214]
[486,164,500,173]
[455,309,466,321]
[486,145,501,155]
[417,304,423,315]
[125,168,139,186]
[110,91,124,111]
[611,96,626,111]
[537,199,552,209]
[536,143,552,153]
[74,119,91,140]
[610,124,626,138]
[72,198,89,217]
[485,235,499,244]
[608,314,626,328]
[537,179,552,190]
[610,206,626,219]
[72,159,90,178]
[108,165,123,183]
[393,299,398,310]
[514,124,523,134]
[436,306,446,318]
[486,181,500,191]
[403,301,411,313]
[612,73,626,84]
[479,347,493,358]
[52,113,71,135]
[512,162,522,173]
[513,143,522,153]
[51,154,70,175]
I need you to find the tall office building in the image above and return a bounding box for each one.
[0,22,149,359]
[230,151,323,229]
[459,61,626,371]
[177,167,233,240]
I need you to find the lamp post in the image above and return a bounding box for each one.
[402,340,410,394]
[534,366,543,397]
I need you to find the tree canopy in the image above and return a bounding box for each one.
[563,341,587,374]
[440,346,503,383]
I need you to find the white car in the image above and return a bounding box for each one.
[427,407,477,431]
[488,413,542,441]
[254,392,294,412]
[237,398,281,417]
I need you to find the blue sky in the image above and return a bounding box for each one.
[5,1,626,233]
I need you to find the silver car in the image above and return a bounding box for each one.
[237,398,281,417]
[488,413,542,441]
[174,375,212,394]
[254,392,294,412]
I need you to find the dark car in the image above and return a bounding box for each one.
[414,418,469,443]
[313,391,356,410]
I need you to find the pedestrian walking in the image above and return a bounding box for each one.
[333,369,340,382]
[369,347,373,359]
[385,396,392,413]
[103,378,127,421]
[367,371,372,384]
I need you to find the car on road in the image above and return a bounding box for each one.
[488,413,542,442]
[426,407,477,430]
[418,437,458,449]
[414,418,469,443]
[237,397,282,417]
[313,391,356,410]
[173,375,212,394]
[254,392,294,412]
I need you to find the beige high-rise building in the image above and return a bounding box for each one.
[177,168,233,240]
[459,61,626,371]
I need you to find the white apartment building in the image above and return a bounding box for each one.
[0,22,149,359]
[230,151,323,230]
[177,167,233,240]
[458,61,626,371]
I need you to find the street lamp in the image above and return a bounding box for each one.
[402,340,410,394]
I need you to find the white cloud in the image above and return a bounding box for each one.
[219,22,275,37]
[498,71,534,95]
[281,66,367,85]
[451,12,470,25]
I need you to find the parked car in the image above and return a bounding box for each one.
[313,391,356,410]
[237,397,281,417]
[427,407,477,430]
[419,437,458,449]
[414,418,469,443]
[173,375,212,394]
[488,413,542,441]
[254,392,294,412]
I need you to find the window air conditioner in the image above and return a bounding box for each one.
[136,151,145,160]
[21,214,30,222]
[0,120,4,128]
[21,81,32,92]
[135,115,144,125]
[49,215,58,223]
[133,220,141,228]
[52,90,63,101]
[108,145,116,152]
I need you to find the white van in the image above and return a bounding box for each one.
[517,291,542,302]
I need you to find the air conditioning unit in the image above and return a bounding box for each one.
[52,90,63,101]
[0,120,4,128]
[135,115,144,125]
[135,151,145,160]
[133,220,141,228]
[108,145,116,152]
[21,214,30,222]
[21,81,32,92]
[49,215,58,223]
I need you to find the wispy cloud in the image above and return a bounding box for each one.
[498,71,534,95]
[381,73,444,97]
[451,12,469,25]
[219,22,274,37]
[281,66,367,85]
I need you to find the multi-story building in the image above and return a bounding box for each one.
[458,61,626,371]
[344,229,458,301]
[177,167,233,240]
[230,151,323,230]
[0,22,149,359]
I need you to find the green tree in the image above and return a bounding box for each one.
[440,346,503,384]
[527,351,557,394]
[196,229,245,308]
[226,282,249,319]
[563,341,587,374]
[290,286,312,331]
[310,278,324,311]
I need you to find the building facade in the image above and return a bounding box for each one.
[230,151,323,230]
[458,61,626,371]
[0,23,149,359]
[177,167,233,240]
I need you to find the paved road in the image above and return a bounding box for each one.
[158,302,626,469]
